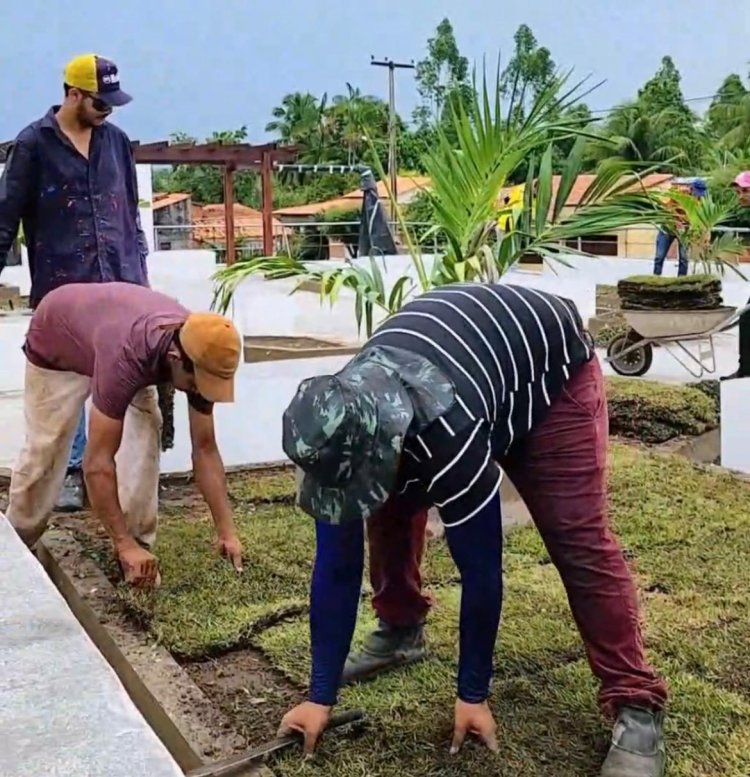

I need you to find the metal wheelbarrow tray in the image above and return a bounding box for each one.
[604,304,750,378]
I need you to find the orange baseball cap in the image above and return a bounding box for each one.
[180,313,241,402]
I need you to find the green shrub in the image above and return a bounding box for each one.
[606,377,718,443]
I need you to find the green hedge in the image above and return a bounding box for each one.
[606,377,718,443]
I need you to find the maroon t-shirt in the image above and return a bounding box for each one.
[24,282,189,420]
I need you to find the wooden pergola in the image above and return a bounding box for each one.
[133,141,298,262]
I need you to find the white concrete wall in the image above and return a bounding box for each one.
[721,379,750,475]
[136,164,155,254]
[0,249,748,473]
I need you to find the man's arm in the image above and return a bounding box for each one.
[0,139,35,273]
[309,519,364,704]
[84,406,158,584]
[188,400,243,570]
[275,518,364,754]
[443,492,503,703]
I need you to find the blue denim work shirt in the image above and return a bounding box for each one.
[0,107,149,306]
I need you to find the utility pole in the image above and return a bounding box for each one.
[370,56,415,222]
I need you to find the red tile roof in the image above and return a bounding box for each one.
[274,175,430,217]
[192,203,286,243]
[152,192,192,210]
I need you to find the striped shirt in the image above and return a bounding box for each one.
[367,282,593,528]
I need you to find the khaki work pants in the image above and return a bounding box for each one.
[7,361,162,549]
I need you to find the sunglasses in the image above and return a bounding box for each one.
[78,90,112,113]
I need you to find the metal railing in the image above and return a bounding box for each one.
[152,221,445,263]
[153,220,750,264]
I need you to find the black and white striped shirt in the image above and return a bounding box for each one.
[367,282,593,528]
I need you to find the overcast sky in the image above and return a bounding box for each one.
[2,0,749,143]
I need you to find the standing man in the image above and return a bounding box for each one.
[652,177,706,277]
[6,282,244,587]
[278,283,668,777]
[724,171,750,380]
[0,54,148,511]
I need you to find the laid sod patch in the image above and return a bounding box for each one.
[263,656,750,777]
[81,431,750,774]
[119,501,460,657]
[228,467,297,504]
[644,591,750,699]
[255,565,580,686]
[606,377,718,443]
[118,504,313,657]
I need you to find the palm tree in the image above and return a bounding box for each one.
[265,92,328,156]
[330,83,389,164]
[586,102,692,169]
[710,93,750,151]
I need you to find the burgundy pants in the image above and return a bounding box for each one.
[367,357,668,716]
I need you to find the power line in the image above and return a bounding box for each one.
[587,93,724,116]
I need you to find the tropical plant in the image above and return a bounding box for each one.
[212,64,676,336]
[413,67,671,285]
[657,190,747,277]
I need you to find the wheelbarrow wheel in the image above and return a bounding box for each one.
[607,333,653,377]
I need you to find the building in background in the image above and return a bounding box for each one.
[152,193,193,250]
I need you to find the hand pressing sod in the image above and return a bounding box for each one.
[450,700,499,755]
[277,702,332,756]
[117,539,159,588]
[216,532,244,572]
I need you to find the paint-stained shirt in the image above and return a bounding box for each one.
[23,282,208,420]
[367,282,594,527]
[0,107,149,307]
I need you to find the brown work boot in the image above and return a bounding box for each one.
[341,621,426,685]
[601,706,666,777]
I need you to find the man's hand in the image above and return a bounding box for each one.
[117,539,159,588]
[450,700,498,755]
[277,702,332,757]
[216,532,244,573]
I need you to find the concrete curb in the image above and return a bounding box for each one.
[37,530,273,777]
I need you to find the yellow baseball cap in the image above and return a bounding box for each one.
[180,313,242,403]
[64,54,132,107]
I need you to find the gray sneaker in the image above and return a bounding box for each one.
[54,470,85,512]
[340,621,427,685]
[601,706,666,777]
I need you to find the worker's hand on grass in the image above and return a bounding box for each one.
[117,539,159,588]
[216,532,244,573]
[450,700,499,755]
[277,701,332,756]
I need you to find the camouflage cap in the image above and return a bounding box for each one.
[282,356,416,524]
[283,345,457,524]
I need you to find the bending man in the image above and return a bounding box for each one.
[7,282,244,586]
[278,282,667,777]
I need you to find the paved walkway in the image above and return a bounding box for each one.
[0,514,183,777]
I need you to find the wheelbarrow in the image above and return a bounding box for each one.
[604,304,750,378]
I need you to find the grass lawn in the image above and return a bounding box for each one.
[107,436,750,777]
